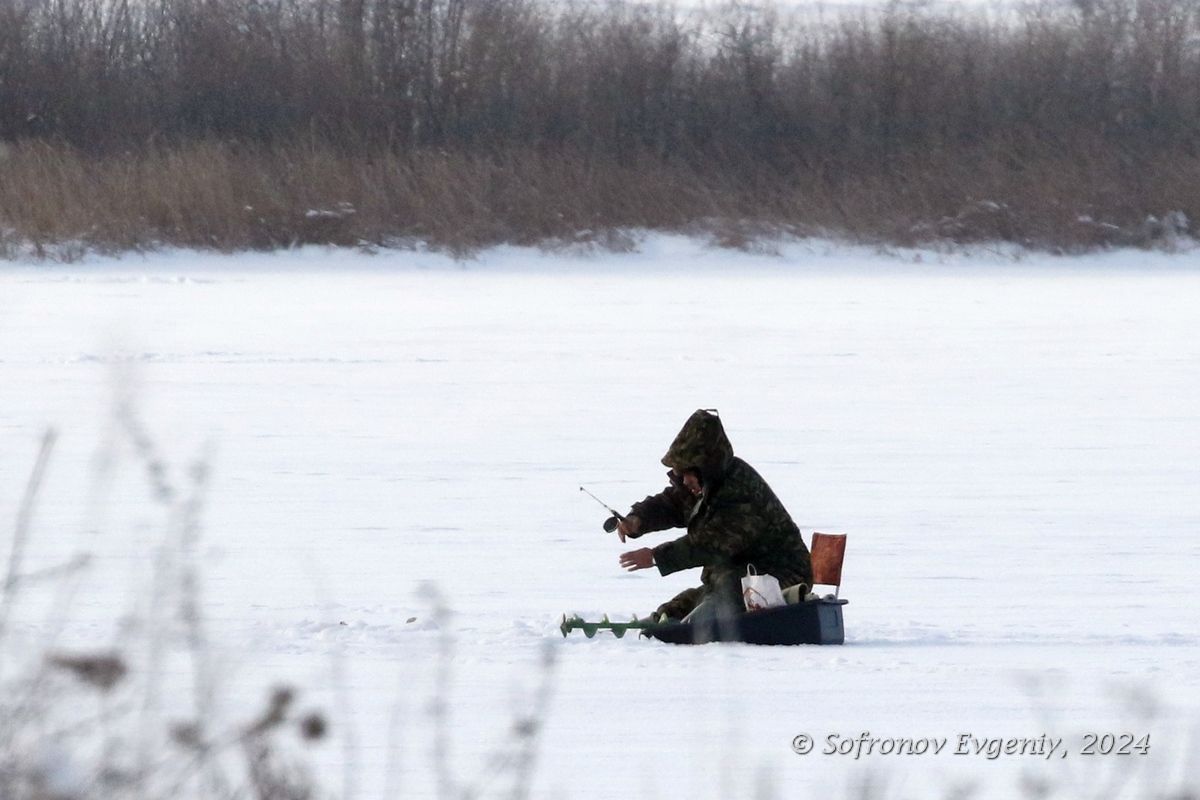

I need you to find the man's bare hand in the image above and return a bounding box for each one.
[616,514,641,543]
[619,547,655,571]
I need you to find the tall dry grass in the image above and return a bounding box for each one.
[1,139,1197,256]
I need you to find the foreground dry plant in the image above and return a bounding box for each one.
[0,412,332,800]
[0,383,558,799]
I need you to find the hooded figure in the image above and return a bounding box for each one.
[619,410,812,621]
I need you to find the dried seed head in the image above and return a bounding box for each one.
[47,652,128,692]
[298,712,328,742]
[269,686,296,713]
[247,685,297,734]
[170,722,206,751]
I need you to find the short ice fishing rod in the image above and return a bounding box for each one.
[579,486,626,533]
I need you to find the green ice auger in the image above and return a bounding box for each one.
[559,613,659,639]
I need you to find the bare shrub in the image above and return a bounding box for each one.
[2,0,1200,252]
[0,0,1197,156]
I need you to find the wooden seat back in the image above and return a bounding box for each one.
[810,532,847,598]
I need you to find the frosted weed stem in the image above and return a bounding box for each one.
[421,583,456,800]
[0,428,57,647]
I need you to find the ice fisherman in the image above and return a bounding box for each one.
[616,409,812,622]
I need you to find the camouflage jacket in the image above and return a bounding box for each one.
[627,410,812,589]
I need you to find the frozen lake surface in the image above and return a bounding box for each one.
[2,237,1199,799]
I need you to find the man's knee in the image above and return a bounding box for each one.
[655,587,704,620]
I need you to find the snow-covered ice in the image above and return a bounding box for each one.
[2,237,1199,799]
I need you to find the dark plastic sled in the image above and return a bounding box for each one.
[645,598,848,645]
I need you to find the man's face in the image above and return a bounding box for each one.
[681,471,703,496]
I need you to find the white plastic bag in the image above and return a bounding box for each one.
[741,565,786,612]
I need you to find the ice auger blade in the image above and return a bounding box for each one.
[559,613,657,638]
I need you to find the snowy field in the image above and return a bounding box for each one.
[2,237,1199,799]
